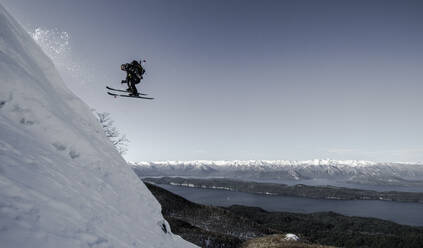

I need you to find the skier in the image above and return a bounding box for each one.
[120,60,146,96]
[106,59,153,100]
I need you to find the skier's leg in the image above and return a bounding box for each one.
[126,80,132,92]
[130,80,138,95]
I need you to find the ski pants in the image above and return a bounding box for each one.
[125,76,139,94]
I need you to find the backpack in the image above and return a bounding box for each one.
[131,60,145,78]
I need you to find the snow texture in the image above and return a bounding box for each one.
[0,4,196,248]
[284,234,299,241]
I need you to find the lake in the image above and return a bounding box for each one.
[159,184,423,227]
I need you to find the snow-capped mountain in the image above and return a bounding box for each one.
[0,4,196,248]
[131,160,423,186]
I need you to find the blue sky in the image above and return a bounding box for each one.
[2,0,423,162]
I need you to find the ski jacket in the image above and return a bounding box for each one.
[122,61,145,84]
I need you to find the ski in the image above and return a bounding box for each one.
[107,92,154,100]
[106,86,148,96]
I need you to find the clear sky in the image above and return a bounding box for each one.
[2,0,422,162]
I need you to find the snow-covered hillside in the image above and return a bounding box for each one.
[0,4,196,248]
[131,160,423,186]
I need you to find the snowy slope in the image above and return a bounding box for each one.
[0,4,196,248]
[131,160,423,186]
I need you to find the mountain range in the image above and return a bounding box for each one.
[131,160,423,187]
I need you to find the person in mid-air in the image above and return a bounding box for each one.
[120,60,146,96]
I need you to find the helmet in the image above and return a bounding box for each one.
[120,64,126,70]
